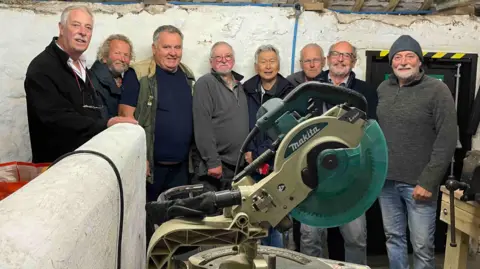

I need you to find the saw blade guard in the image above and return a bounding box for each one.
[290,119,388,228]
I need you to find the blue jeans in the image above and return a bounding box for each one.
[261,227,284,248]
[299,214,367,264]
[379,180,437,269]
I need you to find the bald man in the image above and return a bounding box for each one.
[299,41,378,265]
[287,43,326,86]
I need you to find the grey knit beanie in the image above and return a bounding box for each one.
[388,35,423,64]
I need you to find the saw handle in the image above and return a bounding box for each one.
[255,81,368,133]
[445,177,470,247]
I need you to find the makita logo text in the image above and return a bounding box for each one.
[288,127,321,151]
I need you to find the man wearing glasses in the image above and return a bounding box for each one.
[24,5,137,164]
[298,41,378,265]
[191,41,249,192]
[287,43,326,86]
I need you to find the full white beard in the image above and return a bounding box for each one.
[394,66,419,81]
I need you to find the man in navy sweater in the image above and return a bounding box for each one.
[118,25,195,203]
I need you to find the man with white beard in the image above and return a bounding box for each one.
[90,34,134,118]
[376,35,457,269]
[298,41,376,265]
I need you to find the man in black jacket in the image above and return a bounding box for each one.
[90,34,134,118]
[243,44,295,249]
[24,5,137,163]
[299,41,377,265]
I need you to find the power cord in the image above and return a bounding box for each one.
[49,150,124,269]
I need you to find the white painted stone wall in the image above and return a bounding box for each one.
[0,123,146,269]
[1,2,480,163]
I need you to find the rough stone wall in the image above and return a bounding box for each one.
[1,1,480,162]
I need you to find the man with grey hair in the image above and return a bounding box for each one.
[191,41,249,192]
[298,41,377,265]
[287,43,325,86]
[119,25,196,203]
[243,44,294,248]
[24,5,137,163]
[377,35,457,269]
[90,34,134,118]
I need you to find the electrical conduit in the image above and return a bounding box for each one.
[291,3,302,75]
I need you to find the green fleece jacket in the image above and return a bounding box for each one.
[376,69,458,195]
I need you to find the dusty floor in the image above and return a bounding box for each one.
[367,253,480,269]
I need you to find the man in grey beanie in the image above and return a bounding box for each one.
[376,35,457,269]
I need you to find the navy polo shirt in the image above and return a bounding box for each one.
[120,66,193,163]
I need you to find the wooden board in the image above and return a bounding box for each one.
[439,186,480,238]
[440,185,480,269]
[435,0,474,11]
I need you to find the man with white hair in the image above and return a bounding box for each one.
[377,35,457,269]
[287,43,325,86]
[90,34,134,118]
[24,5,137,163]
[191,41,249,192]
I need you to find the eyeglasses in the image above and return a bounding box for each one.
[212,55,233,62]
[329,51,355,60]
[300,58,323,65]
[70,65,104,111]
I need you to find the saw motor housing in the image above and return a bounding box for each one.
[145,82,389,269]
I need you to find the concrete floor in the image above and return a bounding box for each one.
[367,253,480,269]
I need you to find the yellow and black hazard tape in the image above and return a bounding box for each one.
[378,50,466,59]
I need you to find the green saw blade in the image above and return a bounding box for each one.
[290,119,388,228]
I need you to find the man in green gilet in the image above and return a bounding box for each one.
[118,25,195,203]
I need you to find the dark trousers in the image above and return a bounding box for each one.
[146,161,189,247]
[146,161,189,202]
[191,161,236,192]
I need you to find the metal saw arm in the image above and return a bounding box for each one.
[145,82,388,269]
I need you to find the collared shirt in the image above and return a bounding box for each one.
[327,73,349,87]
[259,81,278,104]
[56,42,87,82]
[323,73,350,112]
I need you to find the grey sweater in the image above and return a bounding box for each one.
[192,71,249,169]
[376,70,457,194]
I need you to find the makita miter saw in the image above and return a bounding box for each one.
[145,82,389,269]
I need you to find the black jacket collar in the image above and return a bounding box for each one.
[244,73,292,96]
[45,37,72,69]
[318,70,357,88]
[90,60,122,95]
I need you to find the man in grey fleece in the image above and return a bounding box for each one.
[192,41,249,191]
[376,35,457,269]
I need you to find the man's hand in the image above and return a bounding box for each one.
[107,116,138,127]
[245,152,253,164]
[412,185,432,201]
[208,166,222,179]
[146,160,151,177]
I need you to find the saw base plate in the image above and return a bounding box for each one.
[181,246,371,269]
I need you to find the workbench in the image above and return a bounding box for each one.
[439,186,480,269]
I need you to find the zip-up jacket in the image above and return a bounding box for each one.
[243,74,295,161]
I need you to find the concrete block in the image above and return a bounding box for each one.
[0,123,147,269]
